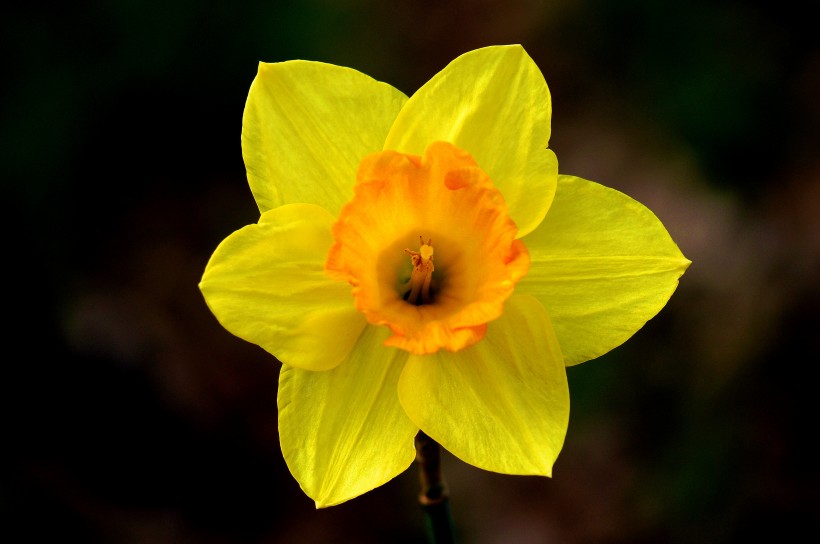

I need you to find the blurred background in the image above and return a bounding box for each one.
[3,0,818,542]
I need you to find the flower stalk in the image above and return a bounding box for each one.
[415,431,457,544]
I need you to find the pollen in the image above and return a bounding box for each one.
[404,236,434,305]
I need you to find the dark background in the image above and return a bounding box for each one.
[3,1,818,542]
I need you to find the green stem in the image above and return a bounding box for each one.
[415,431,457,544]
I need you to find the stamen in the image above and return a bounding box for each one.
[404,236,434,305]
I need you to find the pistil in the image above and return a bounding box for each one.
[404,236,435,305]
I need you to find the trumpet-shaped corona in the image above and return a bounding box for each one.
[325,141,530,355]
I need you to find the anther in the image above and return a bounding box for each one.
[404,236,434,305]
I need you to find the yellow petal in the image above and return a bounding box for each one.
[278,325,417,507]
[199,203,366,371]
[519,175,691,366]
[398,295,569,476]
[243,60,408,215]
[383,45,557,237]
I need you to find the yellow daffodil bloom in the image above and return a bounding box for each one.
[199,45,690,507]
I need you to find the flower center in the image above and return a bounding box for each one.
[325,141,530,355]
[404,236,434,305]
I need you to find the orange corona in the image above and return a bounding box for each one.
[325,141,530,355]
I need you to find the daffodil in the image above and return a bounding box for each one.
[199,45,690,508]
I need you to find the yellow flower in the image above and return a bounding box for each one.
[199,45,690,507]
